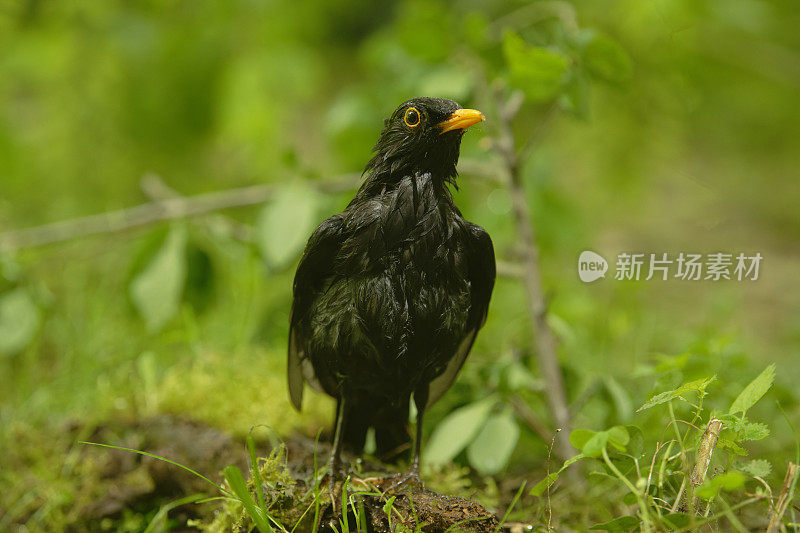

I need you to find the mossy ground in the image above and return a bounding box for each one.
[0,415,516,532]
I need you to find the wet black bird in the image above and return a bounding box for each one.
[288,97,495,481]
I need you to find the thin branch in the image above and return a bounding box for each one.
[488,85,573,460]
[681,418,723,514]
[457,158,509,185]
[0,175,360,253]
[495,260,525,279]
[767,462,799,533]
[139,174,255,242]
[690,419,723,486]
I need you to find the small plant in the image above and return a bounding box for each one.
[531,362,796,531]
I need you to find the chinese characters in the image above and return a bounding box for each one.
[613,252,762,281]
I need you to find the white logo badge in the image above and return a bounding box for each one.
[578,251,608,282]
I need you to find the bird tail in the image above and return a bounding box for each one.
[340,396,411,463]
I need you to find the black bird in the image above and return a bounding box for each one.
[288,97,495,482]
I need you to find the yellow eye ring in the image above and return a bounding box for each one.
[404,107,421,128]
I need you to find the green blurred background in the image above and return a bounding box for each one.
[1,0,799,528]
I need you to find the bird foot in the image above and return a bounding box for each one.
[322,460,349,488]
[383,468,423,494]
[322,467,347,514]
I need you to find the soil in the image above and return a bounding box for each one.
[73,415,516,532]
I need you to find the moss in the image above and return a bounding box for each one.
[195,443,316,532]
[194,441,500,532]
[156,348,333,438]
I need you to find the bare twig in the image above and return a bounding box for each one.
[0,175,360,253]
[681,418,723,514]
[767,462,799,533]
[140,174,255,242]
[546,429,561,530]
[489,85,573,460]
[457,158,509,185]
[495,261,525,279]
[691,419,723,486]
[671,478,687,514]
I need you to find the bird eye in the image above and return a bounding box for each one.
[403,107,421,128]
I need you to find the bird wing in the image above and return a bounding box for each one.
[288,214,345,411]
[426,222,496,408]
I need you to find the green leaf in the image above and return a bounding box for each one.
[424,397,495,466]
[0,287,41,356]
[223,465,274,533]
[738,421,770,441]
[636,376,716,412]
[382,495,396,516]
[625,425,645,458]
[503,31,568,102]
[695,471,746,500]
[589,515,639,531]
[570,427,629,457]
[661,513,691,529]
[255,183,319,268]
[717,436,748,456]
[621,491,638,505]
[569,429,597,450]
[582,34,633,84]
[559,71,590,119]
[466,409,519,474]
[607,426,630,452]
[529,453,586,496]
[129,226,188,333]
[736,459,771,478]
[582,431,609,458]
[530,472,559,497]
[729,364,775,415]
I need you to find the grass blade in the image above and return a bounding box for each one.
[247,435,267,510]
[223,465,274,533]
[79,441,231,496]
[340,477,350,533]
[495,480,526,532]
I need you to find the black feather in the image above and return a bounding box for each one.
[288,97,495,462]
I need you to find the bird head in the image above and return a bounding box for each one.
[364,97,485,185]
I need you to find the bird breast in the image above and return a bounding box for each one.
[309,174,471,390]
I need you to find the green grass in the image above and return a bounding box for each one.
[61,365,798,532]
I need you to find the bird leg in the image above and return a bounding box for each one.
[328,395,346,480]
[324,396,348,514]
[406,401,425,481]
[385,388,428,492]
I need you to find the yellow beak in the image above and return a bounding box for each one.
[437,108,486,134]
